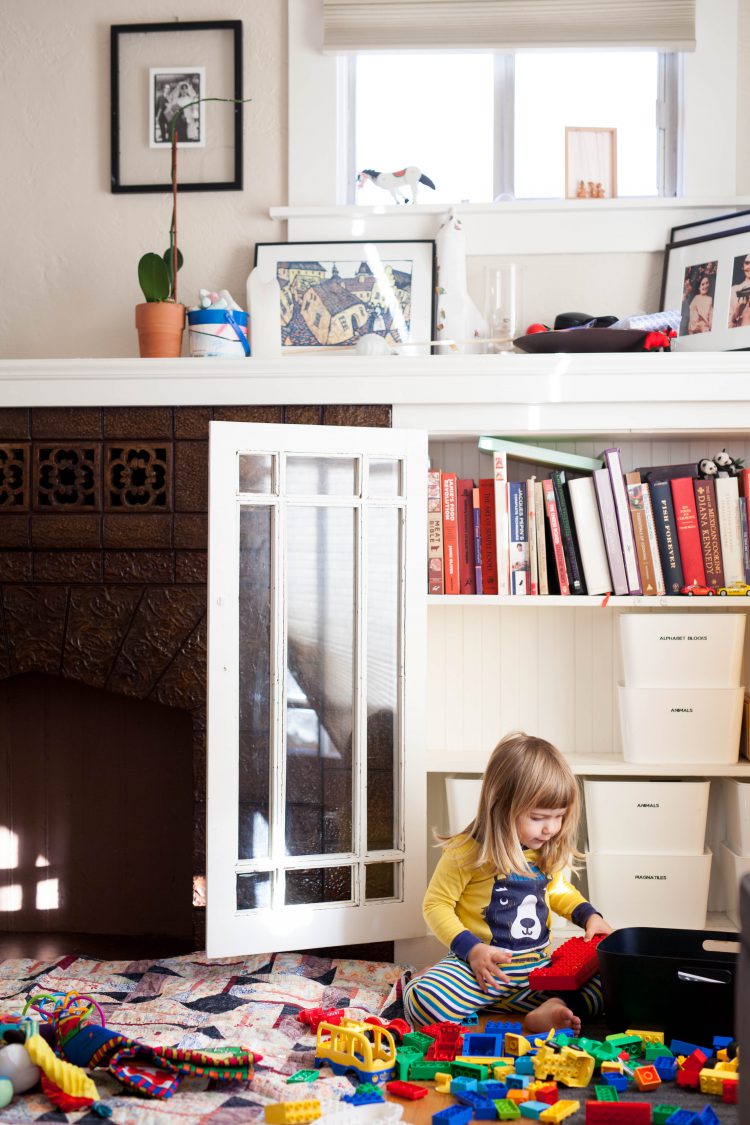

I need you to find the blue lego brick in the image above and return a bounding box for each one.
[478,1080,508,1099]
[603,1073,628,1091]
[485,1019,522,1036]
[519,1102,549,1120]
[341,1084,384,1105]
[506,1073,530,1089]
[665,1111,700,1125]
[712,1035,733,1051]
[515,1056,535,1074]
[455,1090,496,1113]
[653,1056,678,1081]
[669,1039,711,1058]
[450,1077,478,1094]
[460,1012,479,1026]
[698,1108,721,1125]
[462,1033,504,1057]
[432,1108,473,1125]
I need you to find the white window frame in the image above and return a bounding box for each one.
[206,421,428,958]
[288,0,739,207]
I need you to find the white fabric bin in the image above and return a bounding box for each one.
[445,777,482,836]
[723,778,750,855]
[719,840,750,928]
[584,779,710,855]
[586,848,712,930]
[619,613,745,688]
[618,684,743,764]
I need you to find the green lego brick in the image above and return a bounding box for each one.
[286,1069,320,1083]
[645,1044,674,1061]
[653,1106,681,1125]
[394,1046,423,1081]
[594,1085,619,1101]
[401,1031,434,1053]
[494,1099,522,1120]
[450,1061,490,1081]
[408,1060,446,1080]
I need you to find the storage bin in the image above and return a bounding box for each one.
[723,777,750,855]
[445,777,482,836]
[719,840,750,928]
[619,613,745,688]
[618,684,743,764]
[586,848,712,930]
[597,926,738,1042]
[584,779,710,855]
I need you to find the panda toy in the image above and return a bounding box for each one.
[697,458,718,478]
[714,448,744,477]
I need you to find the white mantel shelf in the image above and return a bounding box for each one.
[3,354,750,435]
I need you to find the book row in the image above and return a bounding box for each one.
[427,450,750,597]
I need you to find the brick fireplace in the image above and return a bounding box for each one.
[0,401,391,951]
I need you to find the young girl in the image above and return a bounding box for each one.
[403,732,612,1033]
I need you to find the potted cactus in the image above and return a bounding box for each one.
[135,95,248,358]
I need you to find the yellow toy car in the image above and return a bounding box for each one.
[718,581,750,596]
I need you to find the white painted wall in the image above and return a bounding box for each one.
[0,0,287,359]
[2,0,750,359]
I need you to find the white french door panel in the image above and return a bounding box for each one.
[207,421,427,957]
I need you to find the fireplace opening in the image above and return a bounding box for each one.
[0,673,195,956]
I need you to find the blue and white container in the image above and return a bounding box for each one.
[187,308,250,357]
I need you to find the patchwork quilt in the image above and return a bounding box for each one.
[0,950,407,1123]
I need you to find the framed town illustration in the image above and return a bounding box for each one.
[253,240,436,353]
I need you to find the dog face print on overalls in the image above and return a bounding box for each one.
[482,867,548,952]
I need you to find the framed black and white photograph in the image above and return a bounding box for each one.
[253,240,437,354]
[150,67,206,147]
[661,224,750,352]
[111,21,242,193]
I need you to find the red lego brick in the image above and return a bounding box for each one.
[528,935,605,991]
[676,1067,701,1089]
[681,1048,708,1074]
[585,1102,652,1122]
[722,1076,739,1104]
[297,1007,345,1030]
[383,1018,410,1041]
[386,1080,429,1100]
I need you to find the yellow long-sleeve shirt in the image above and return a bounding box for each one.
[423,835,598,965]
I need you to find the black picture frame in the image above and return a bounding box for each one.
[669,209,750,245]
[660,223,750,352]
[111,20,243,194]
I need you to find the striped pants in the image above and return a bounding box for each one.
[403,953,604,1028]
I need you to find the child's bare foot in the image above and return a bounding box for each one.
[523,997,581,1035]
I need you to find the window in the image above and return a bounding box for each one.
[351,50,678,203]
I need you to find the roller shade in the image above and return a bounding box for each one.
[322,1,696,52]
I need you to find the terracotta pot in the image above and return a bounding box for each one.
[135,302,186,358]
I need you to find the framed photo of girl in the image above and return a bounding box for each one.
[661,224,750,351]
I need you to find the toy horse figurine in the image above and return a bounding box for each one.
[357,166,436,204]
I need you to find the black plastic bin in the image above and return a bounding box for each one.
[597,927,739,1043]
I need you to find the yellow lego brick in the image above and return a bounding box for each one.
[600,1061,625,1074]
[505,1033,532,1056]
[493,1060,516,1080]
[456,1055,504,1065]
[718,1058,740,1073]
[434,1071,452,1094]
[539,1100,580,1122]
[627,1029,664,1044]
[265,1099,321,1124]
[699,1068,726,1096]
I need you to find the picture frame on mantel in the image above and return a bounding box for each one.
[110,20,243,193]
[564,126,617,200]
[661,224,750,352]
[254,240,437,354]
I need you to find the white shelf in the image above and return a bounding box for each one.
[428,755,750,776]
[429,595,750,608]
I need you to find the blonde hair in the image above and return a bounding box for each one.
[440,731,582,877]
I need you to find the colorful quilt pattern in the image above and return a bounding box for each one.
[0,950,406,1123]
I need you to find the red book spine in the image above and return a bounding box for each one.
[542,478,570,595]
[456,478,477,594]
[693,477,725,589]
[670,477,706,587]
[441,472,460,595]
[478,479,498,594]
[740,467,750,501]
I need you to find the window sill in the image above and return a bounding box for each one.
[270,197,750,255]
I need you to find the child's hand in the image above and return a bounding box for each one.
[467,943,512,992]
[584,914,613,941]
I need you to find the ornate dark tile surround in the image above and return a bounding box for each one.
[0,403,392,945]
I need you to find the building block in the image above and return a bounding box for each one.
[507,1088,532,1105]
[528,935,604,991]
[462,1033,504,1057]
[521,1100,552,1119]
[722,1076,739,1103]
[494,1060,517,1080]
[449,1076,478,1094]
[584,1103,651,1122]
[507,1074,531,1089]
[382,1018,411,1042]
[533,1044,595,1087]
[434,1071,452,1094]
[410,1060,447,1080]
[494,1102,522,1121]
[594,1085,619,1101]
[460,1012,480,1026]
[455,1089,496,1117]
[402,1030,435,1053]
[669,1039,711,1058]
[516,1056,536,1075]
[450,1060,489,1081]
[698,1107,720,1125]
[653,1108,681,1125]
[645,1044,674,1061]
[633,1063,661,1091]
[532,1083,559,1104]
[676,1066,701,1090]
[341,1083,384,1105]
[298,1008,345,1029]
[486,1019,523,1037]
[432,1108,472,1125]
[712,1035,733,1051]
[287,1069,320,1083]
[478,1080,508,1099]
[664,1112,700,1125]
[681,1048,708,1074]
[652,1056,677,1082]
[505,1032,533,1056]
[265,1100,322,1123]
[385,1079,428,1100]
[602,1073,628,1092]
[539,1100,579,1122]
[627,1029,664,1044]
